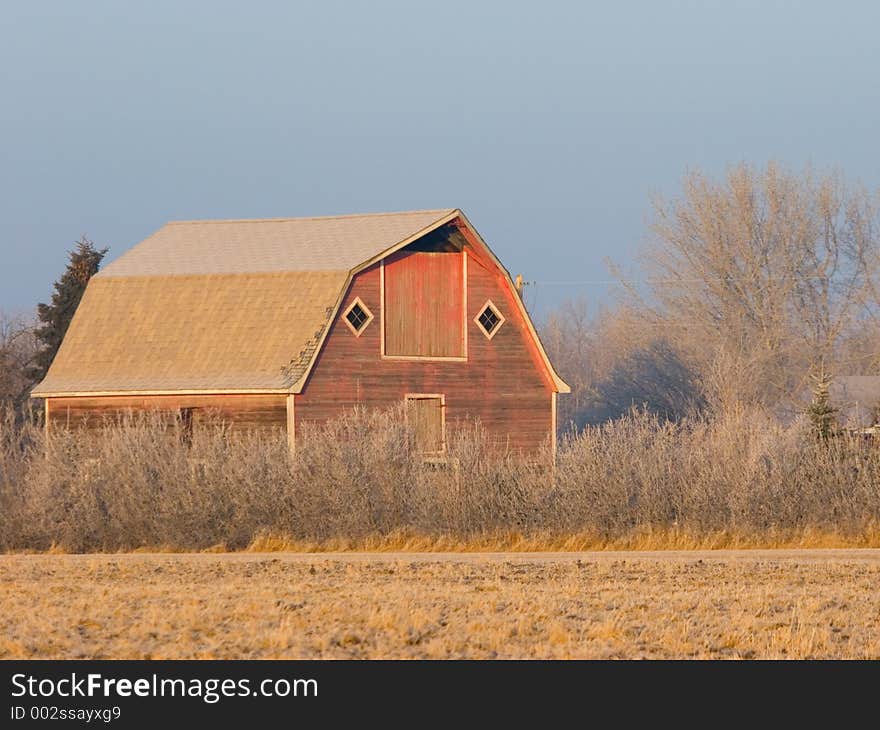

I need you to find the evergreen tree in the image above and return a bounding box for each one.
[807,366,838,441]
[31,236,108,382]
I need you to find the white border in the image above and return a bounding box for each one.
[286,394,296,454]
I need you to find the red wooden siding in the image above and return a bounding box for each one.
[296,249,554,452]
[383,250,464,358]
[47,394,287,434]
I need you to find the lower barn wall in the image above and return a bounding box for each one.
[46,394,288,434]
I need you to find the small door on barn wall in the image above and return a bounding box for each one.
[405,395,445,454]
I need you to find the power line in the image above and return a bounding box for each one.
[525,274,858,287]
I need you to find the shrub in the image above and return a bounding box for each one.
[1,406,879,551]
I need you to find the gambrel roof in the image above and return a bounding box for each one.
[32,209,569,397]
[98,210,457,276]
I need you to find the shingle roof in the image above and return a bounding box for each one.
[98,210,456,277]
[33,272,348,394]
[32,209,457,395]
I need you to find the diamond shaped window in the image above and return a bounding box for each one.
[343,298,373,336]
[475,301,505,339]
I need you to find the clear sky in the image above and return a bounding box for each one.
[2,0,878,319]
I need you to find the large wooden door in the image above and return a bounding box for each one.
[384,250,465,358]
[406,395,445,454]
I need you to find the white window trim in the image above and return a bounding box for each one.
[404,393,447,455]
[474,299,505,340]
[343,296,374,337]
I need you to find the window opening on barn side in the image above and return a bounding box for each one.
[475,300,505,340]
[343,297,374,337]
[405,394,446,455]
[177,407,194,446]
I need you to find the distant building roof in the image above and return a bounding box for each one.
[829,376,880,426]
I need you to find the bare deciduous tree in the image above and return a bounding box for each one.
[542,297,595,426]
[621,162,880,414]
[0,312,38,413]
[543,299,706,428]
[586,340,706,426]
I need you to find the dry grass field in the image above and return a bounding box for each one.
[2,551,880,659]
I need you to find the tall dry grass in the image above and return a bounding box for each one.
[1,406,880,552]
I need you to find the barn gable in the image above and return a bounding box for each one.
[286,211,569,394]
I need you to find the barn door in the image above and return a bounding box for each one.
[406,395,445,454]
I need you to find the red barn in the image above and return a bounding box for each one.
[32,209,569,454]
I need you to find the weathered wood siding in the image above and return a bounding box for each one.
[383,250,465,358]
[46,394,287,434]
[296,248,554,452]
[406,395,445,453]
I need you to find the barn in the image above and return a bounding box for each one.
[31,209,569,454]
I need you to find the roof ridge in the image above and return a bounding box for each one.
[165,208,457,226]
[96,270,348,280]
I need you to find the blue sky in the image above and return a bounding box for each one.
[2,0,878,319]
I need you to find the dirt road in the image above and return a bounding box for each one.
[7,547,878,564]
